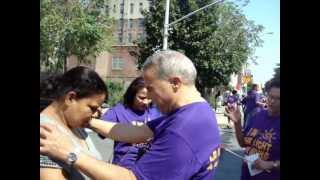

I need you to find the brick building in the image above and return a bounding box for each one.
[67,0,149,86]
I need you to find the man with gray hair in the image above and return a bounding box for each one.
[40,50,221,179]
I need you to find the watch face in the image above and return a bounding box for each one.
[67,152,77,165]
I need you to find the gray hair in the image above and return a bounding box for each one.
[142,50,197,85]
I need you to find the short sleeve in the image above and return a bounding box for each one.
[101,108,118,123]
[129,131,197,180]
[40,116,69,171]
[98,108,119,139]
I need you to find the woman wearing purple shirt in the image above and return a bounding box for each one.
[226,79,280,180]
[100,77,162,167]
[226,90,239,128]
[40,50,221,180]
[242,84,266,129]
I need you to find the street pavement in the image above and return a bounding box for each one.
[214,107,244,180]
[88,106,244,180]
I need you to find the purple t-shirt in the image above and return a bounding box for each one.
[241,109,280,180]
[227,95,238,104]
[101,103,161,166]
[244,90,261,114]
[128,102,221,180]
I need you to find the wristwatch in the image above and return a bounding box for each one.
[66,148,81,166]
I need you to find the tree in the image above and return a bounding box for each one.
[105,81,125,106]
[40,0,115,73]
[131,0,264,96]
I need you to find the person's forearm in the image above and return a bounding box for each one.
[234,121,245,147]
[256,101,265,107]
[74,152,137,180]
[40,168,68,180]
[89,118,153,144]
[88,118,115,138]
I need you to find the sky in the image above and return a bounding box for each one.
[237,0,280,86]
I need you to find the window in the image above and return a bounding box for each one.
[118,19,123,31]
[139,3,143,13]
[118,33,123,43]
[118,23,122,31]
[105,5,109,15]
[138,33,146,40]
[128,19,133,29]
[113,4,116,13]
[130,3,134,14]
[139,19,144,28]
[112,57,124,70]
[128,33,132,43]
[120,3,124,14]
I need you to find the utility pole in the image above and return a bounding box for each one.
[163,0,170,50]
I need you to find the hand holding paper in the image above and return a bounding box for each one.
[244,153,263,176]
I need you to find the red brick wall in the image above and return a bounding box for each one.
[66,46,141,84]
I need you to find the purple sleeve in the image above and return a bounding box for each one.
[101,108,118,123]
[98,108,118,139]
[129,131,196,179]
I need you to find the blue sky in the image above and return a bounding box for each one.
[238,0,280,86]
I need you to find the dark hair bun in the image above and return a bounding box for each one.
[40,66,107,100]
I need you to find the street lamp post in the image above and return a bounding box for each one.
[163,0,224,50]
[163,0,170,50]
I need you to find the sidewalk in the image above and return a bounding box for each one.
[215,106,244,129]
[214,106,244,180]
[215,107,231,129]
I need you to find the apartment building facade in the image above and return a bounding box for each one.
[67,0,150,86]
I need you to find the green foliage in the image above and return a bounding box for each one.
[131,0,264,95]
[105,81,125,106]
[40,0,115,72]
[226,84,234,91]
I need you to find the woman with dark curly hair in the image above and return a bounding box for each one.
[40,66,107,180]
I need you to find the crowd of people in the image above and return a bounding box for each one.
[40,50,280,180]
